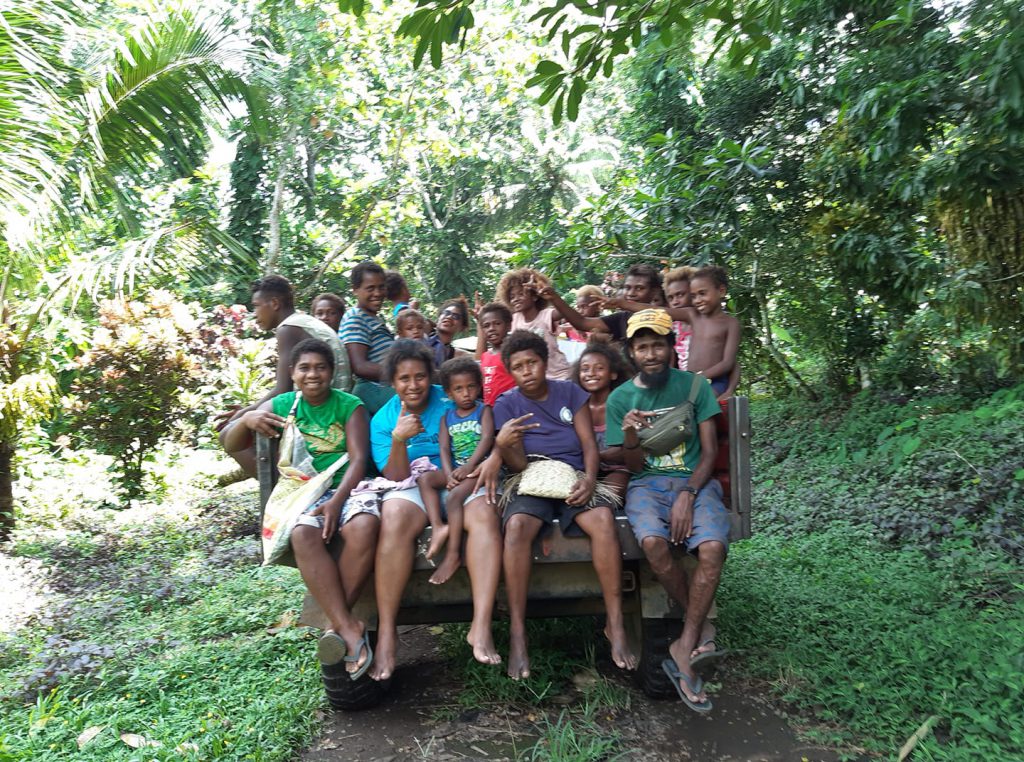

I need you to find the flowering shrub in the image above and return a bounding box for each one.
[70,291,203,504]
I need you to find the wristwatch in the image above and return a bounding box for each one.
[681,485,698,497]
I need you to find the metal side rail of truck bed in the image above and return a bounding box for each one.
[255,395,751,707]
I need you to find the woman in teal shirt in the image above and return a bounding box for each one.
[223,338,376,679]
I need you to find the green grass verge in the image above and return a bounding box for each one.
[718,525,1024,759]
[0,493,325,761]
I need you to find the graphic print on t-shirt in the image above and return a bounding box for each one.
[449,417,482,465]
[643,406,687,472]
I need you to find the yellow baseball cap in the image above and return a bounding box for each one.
[626,309,673,339]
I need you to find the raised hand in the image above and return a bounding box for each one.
[495,413,541,449]
[392,401,425,443]
[472,291,484,320]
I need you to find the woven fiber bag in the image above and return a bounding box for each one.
[516,458,579,500]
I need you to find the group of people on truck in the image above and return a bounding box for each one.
[217,259,740,713]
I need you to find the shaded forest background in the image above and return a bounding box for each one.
[1,1,1022,760]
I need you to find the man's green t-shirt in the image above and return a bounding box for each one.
[271,390,363,487]
[605,370,720,478]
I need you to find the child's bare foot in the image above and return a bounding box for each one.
[429,552,461,585]
[370,627,397,681]
[604,623,638,670]
[425,523,449,561]
[467,624,501,665]
[507,632,530,679]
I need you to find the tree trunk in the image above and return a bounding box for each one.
[0,442,14,540]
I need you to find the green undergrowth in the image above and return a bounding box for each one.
[0,489,324,761]
[720,524,1024,759]
[733,384,1024,759]
[752,383,1024,556]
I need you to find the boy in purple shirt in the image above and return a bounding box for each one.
[493,330,638,680]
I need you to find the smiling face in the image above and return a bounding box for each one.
[353,272,386,315]
[628,332,672,378]
[622,275,654,303]
[436,305,465,338]
[392,357,432,412]
[290,351,332,401]
[508,284,531,314]
[312,300,343,332]
[508,348,547,398]
[689,276,726,315]
[665,280,691,309]
[480,310,511,348]
[578,352,616,393]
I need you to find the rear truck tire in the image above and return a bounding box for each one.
[321,632,389,711]
[638,617,682,699]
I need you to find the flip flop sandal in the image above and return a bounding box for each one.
[317,631,347,666]
[690,636,729,672]
[662,658,713,713]
[345,632,374,681]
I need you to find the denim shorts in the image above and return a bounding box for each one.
[623,474,730,554]
[293,489,381,535]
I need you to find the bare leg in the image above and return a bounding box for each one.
[640,536,715,654]
[418,471,449,560]
[462,495,502,665]
[640,536,689,609]
[503,512,543,679]
[292,524,370,674]
[371,499,427,681]
[218,421,256,477]
[575,507,637,670]
[668,541,726,702]
[337,513,379,606]
[430,479,473,585]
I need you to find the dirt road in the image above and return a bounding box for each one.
[301,626,841,762]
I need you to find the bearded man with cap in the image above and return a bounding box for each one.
[605,309,730,713]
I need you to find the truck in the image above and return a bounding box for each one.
[256,396,751,710]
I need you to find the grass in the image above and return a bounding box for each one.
[0,451,327,761]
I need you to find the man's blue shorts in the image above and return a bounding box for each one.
[623,474,730,555]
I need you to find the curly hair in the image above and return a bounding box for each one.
[382,339,437,386]
[572,342,629,391]
[251,274,294,309]
[310,292,345,313]
[384,270,409,301]
[663,266,697,286]
[395,308,427,331]
[692,265,729,289]
[350,260,385,289]
[495,268,551,311]
[624,263,663,290]
[501,329,548,369]
[439,356,483,391]
[290,338,335,373]
[479,302,512,324]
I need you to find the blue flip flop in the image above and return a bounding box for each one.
[690,635,729,672]
[345,632,374,681]
[317,631,347,666]
[662,658,713,713]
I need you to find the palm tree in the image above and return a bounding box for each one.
[0,1,265,537]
